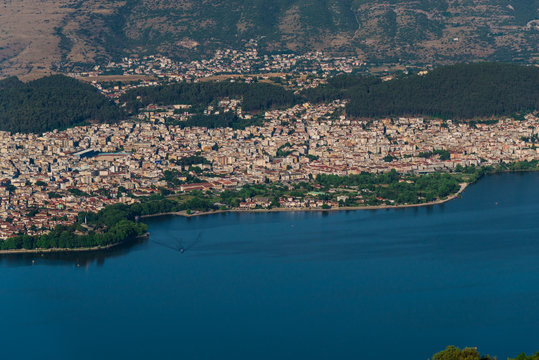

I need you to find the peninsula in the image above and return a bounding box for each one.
[0,62,538,251]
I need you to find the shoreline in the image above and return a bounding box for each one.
[0,233,149,255]
[2,169,535,254]
[148,168,537,220]
[142,182,469,219]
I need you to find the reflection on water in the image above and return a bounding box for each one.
[1,172,538,360]
[0,236,148,268]
[2,172,538,266]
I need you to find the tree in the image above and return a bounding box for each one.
[512,353,539,360]
[433,346,491,360]
[0,75,124,133]
[5,184,16,194]
[301,63,539,120]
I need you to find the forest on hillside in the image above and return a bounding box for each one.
[124,63,538,123]
[303,63,538,119]
[0,75,124,133]
[120,81,297,113]
[48,0,537,71]
[0,63,536,133]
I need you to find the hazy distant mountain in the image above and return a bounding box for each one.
[0,0,537,77]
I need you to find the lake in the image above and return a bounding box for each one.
[1,172,539,359]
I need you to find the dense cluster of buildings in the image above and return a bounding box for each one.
[1,101,537,239]
[77,46,369,106]
[76,42,364,83]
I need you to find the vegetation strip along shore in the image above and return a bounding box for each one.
[2,161,537,254]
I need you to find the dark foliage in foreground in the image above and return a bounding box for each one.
[434,345,539,360]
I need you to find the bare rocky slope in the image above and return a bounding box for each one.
[0,0,537,77]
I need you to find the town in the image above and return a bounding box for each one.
[71,39,365,82]
[0,98,537,239]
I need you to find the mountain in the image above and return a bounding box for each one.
[0,0,537,77]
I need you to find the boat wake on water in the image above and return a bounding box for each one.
[152,232,202,254]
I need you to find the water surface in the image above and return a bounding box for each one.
[1,172,539,359]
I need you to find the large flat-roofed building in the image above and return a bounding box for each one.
[72,149,98,158]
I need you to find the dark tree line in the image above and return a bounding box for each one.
[347,63,538,119]
[303,63,538,119]
[121,81,297,113]
[301,73,382,103]
[0,219,147,251]
[128,63,537,125]
[0,75,124,133]
[0,63,535,134]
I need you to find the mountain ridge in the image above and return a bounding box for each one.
[0,0,537,77]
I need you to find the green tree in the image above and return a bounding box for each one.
[512,352,539,360]
[433,346,491,360]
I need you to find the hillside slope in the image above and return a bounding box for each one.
[0,75,124,133]
[59,0,539,64]
[0,0,537,76]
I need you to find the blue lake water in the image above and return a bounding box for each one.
[1,172,539,359]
